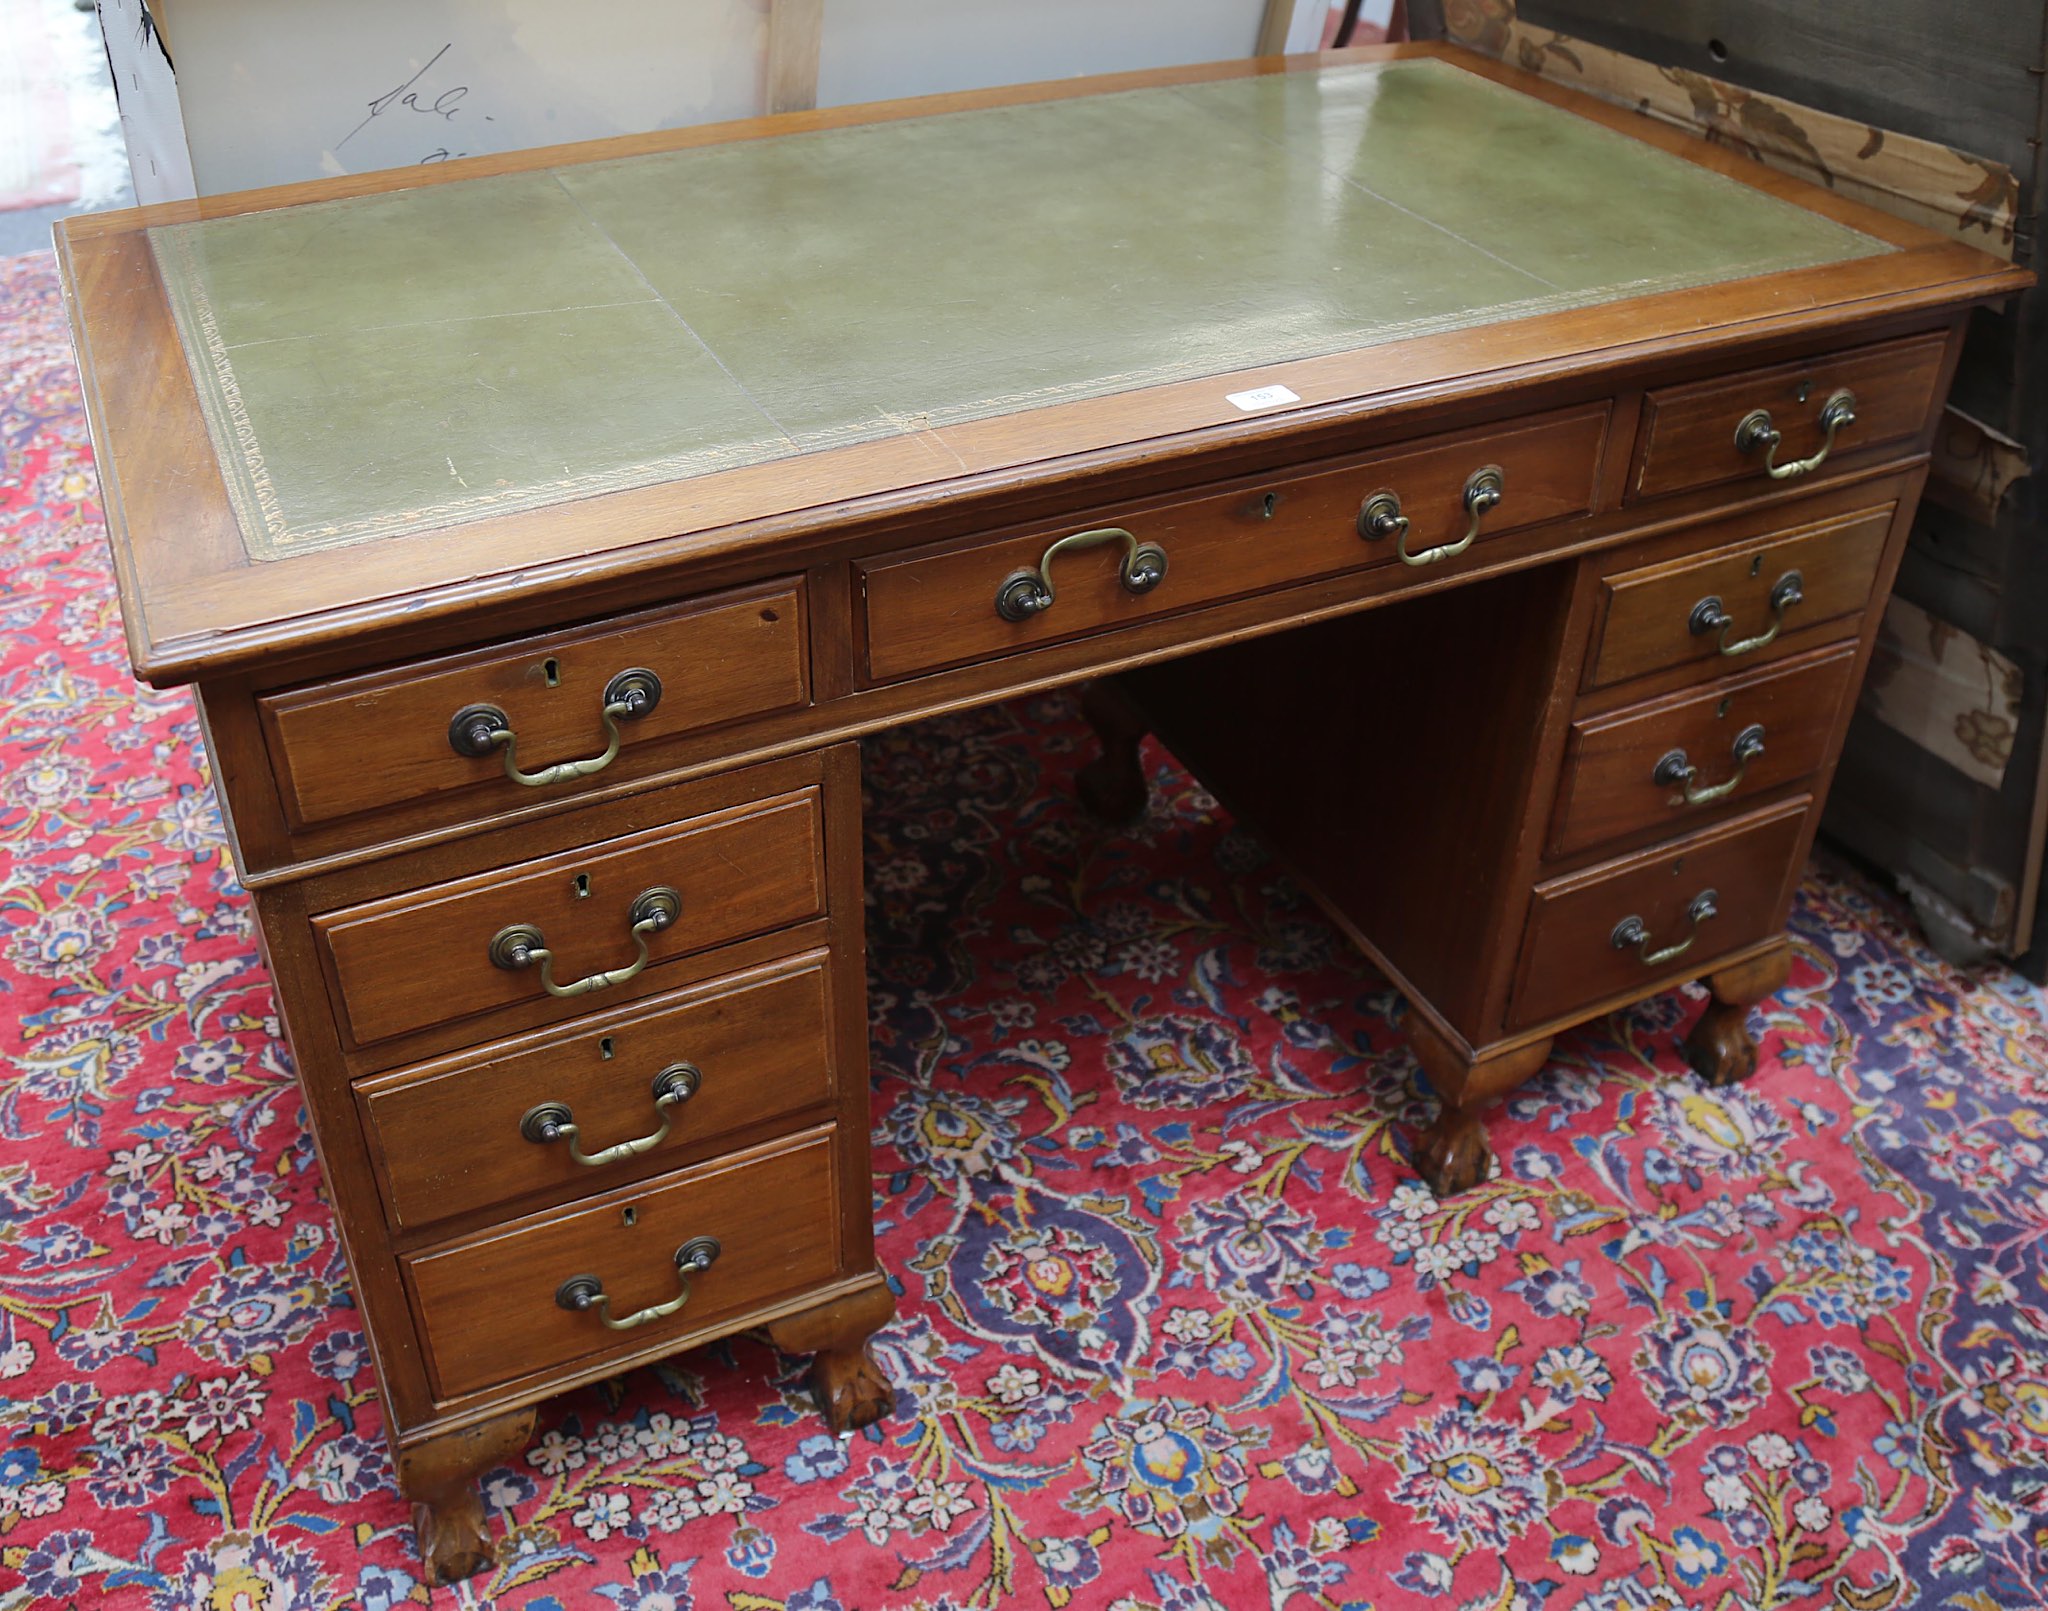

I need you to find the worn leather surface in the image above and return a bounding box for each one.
[149,59,1884,558]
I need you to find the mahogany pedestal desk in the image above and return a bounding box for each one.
[56,44,2027,1583]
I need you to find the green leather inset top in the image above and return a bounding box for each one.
[149,59,1885,559]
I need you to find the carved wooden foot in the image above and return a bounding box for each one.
[1413,1099,1494,1196]
[1075,678,1152,826]
[1684,942,1793,1088]
[1407,1015,1554,1198]
[765,1278,897,1434]
[396,1406,537,1586]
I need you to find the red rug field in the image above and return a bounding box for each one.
[2,247,2045,1609]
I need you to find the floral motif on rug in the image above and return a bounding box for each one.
[0,248,2043,1609]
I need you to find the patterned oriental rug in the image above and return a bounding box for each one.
[2,245,2046,1611]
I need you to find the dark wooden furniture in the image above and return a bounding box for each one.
[55,42,2026,1584]
[1427,0,2048,969]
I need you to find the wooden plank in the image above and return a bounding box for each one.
[1860,595,2024,790]
[1826,716,2019,934]
[143,0,174,61]
[2015,671,2048,952]
[1515,0,2044,183]
[1925,405,2032,525]
[1256,0,1300,57]
[1421,2,2025,255]
[766,0,826,115]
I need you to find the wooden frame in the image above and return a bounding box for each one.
[765,0,827,114]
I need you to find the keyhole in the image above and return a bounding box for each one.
[1262,492,1278,520]
[622,1206,637,1227]
[1716,697,1731,720]
[599,1036,614,1060]
[1794,380,1812,405]
[761,607,780,623]
[1749,554,1764,577]
[573,873,591,899]
[543,657,561,687]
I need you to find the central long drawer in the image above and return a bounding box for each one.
[859,403,1608,683]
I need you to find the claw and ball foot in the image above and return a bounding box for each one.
[765,1278,897,1434]
[397,1405,538,1586]
[1413,1099,1495,1197]
[1684,943,1792,1088]
[1407,1015,1555,1198]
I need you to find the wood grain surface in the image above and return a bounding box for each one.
[316,791,825,1047]
[357,952,837,1232]
[1585,504,1893,689]
[404,1126,843,1400]
[859,405,1607,683]
[1631,332,1950,500]
[262,579,810,828]
[1509,795,1812,1029]
[1547,642,1859,858]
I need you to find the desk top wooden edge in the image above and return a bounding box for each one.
[55,41,2032,688]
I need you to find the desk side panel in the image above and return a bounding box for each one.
[1116,561,1582,1037]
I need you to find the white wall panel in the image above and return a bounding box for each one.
[817,0,1269,107]
[167,0,768,195]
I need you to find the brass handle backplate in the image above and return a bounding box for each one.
[1734,388,1856,480]
[450,668,663,788]
[994,527,1167,622]
[555,1235,722,1332]
[1652,724,1766,807]
[1397,465,1504,568]
[489,885,680,999]
[1688,570,1804,657]
[1357,489,1410,543]
[1611,889,1719,968]
[521,1062,702,1167]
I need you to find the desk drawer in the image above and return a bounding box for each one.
[1549,644,1858,859]
[1585,504,1891,691]
[405,1126,843,1401]
[859,405,1607,683]
[358,953,837,1232]
[260,580,809,829]
[316,789,825,1047]
[1631,333,1947,501]
[1508,797,1809,1032]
